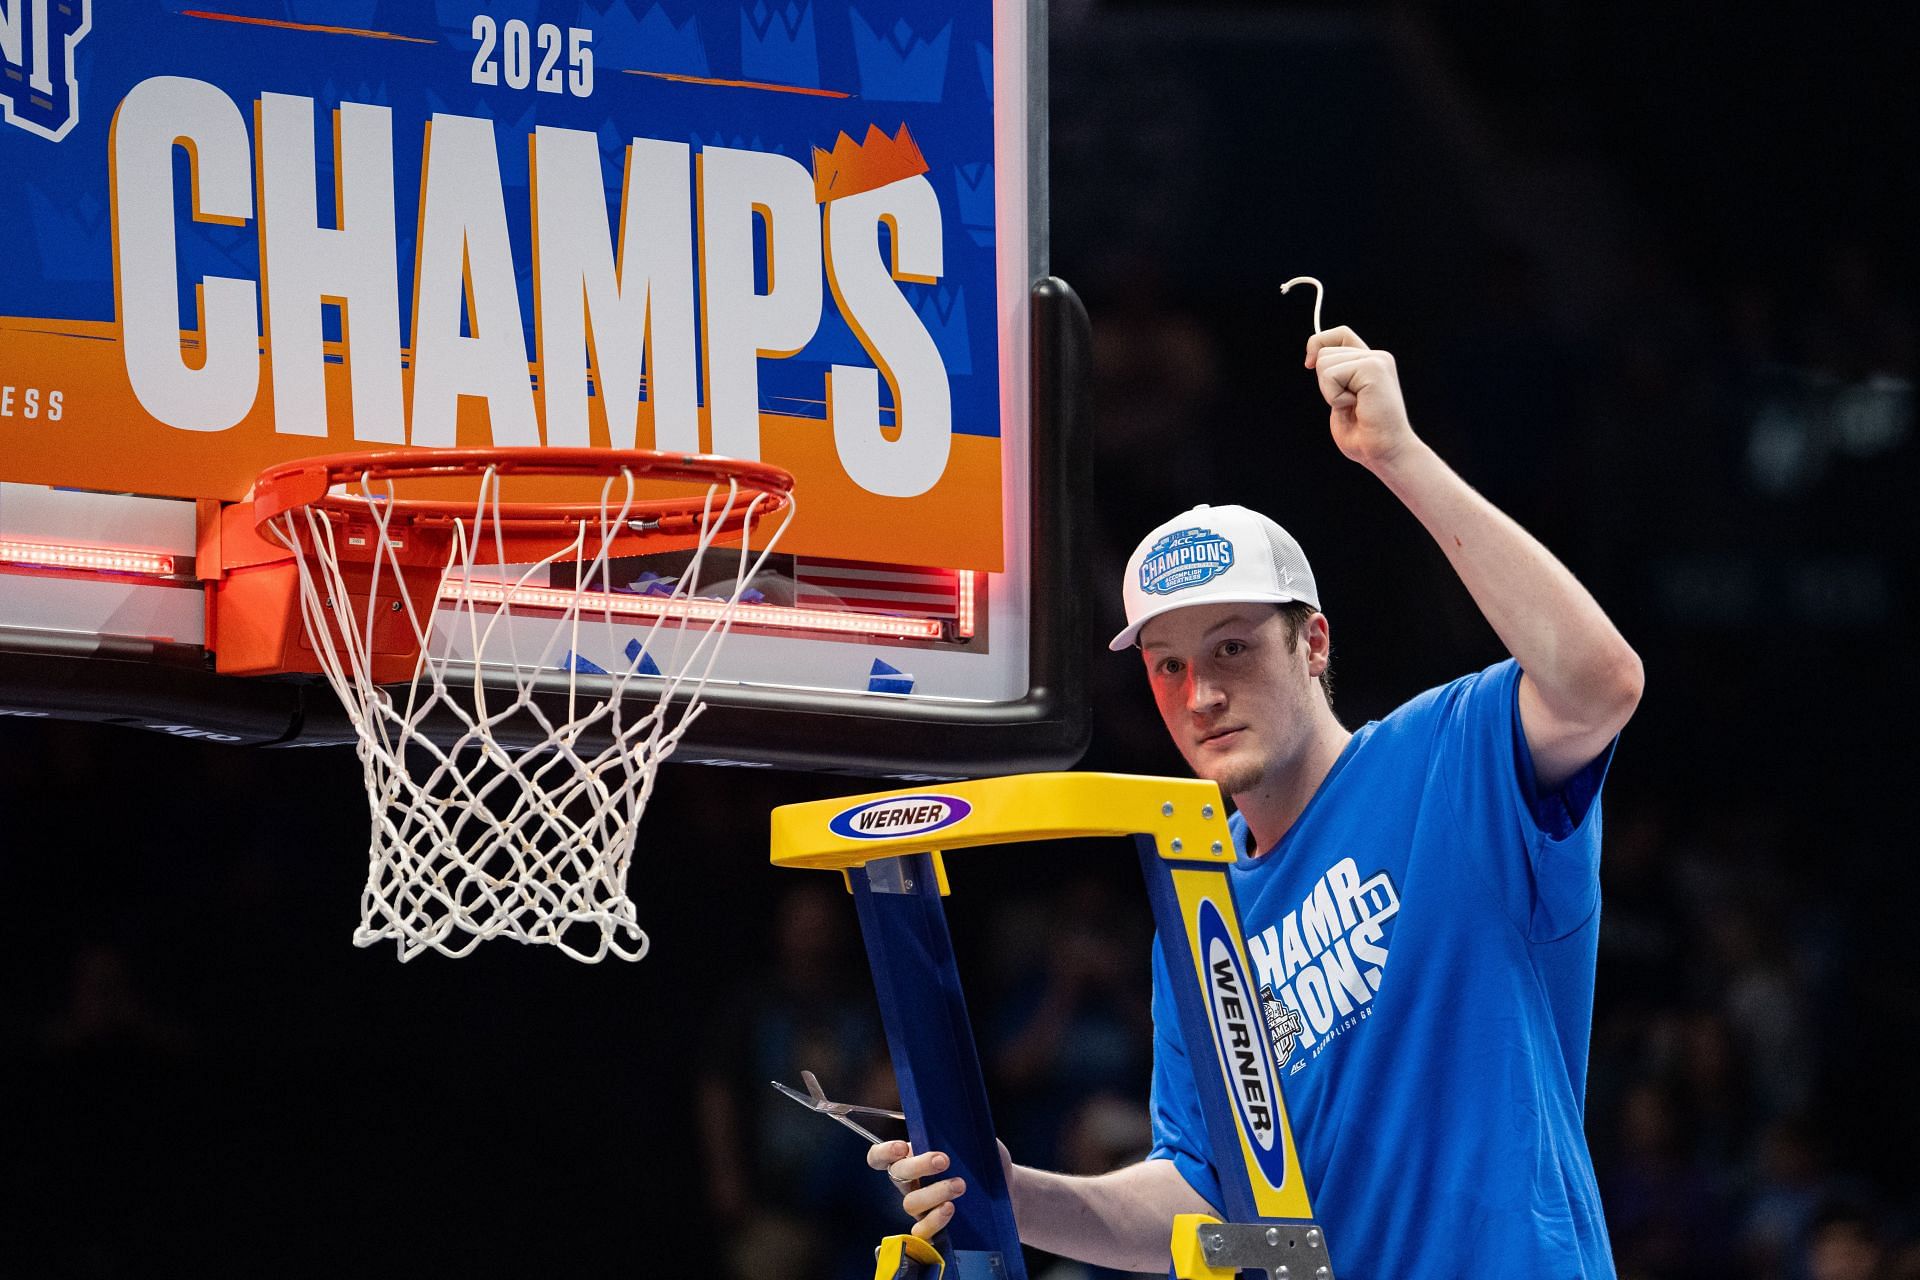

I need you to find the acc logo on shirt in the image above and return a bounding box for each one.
[829,794,973,841]
[1139,527,1234,596]
[1197,898,1292,1191]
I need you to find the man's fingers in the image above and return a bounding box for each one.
[867,1140,911,1172]
[1314,349,1394,404]
[888,1149,952,1186]
[1307,324,1367,351]
[910,1199,957,1241]
[1314,349,1371,392]
[1305,325,1369,366]
[868,1143,966,1241]
[1311,346,1371,371]
[1314,353,1367,402]
[903,1177,967,1221]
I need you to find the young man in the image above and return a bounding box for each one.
[867,326,1643,1277]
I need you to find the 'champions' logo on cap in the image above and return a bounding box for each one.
[1139,527,1234,596]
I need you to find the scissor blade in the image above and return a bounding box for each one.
[783,1072,906,1120]
[821,1109,886,1145]
[772,1078,885,1144]
[770,1074,907,1143]
[770,1078,819,1110]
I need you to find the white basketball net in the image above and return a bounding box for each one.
[269,466,791,963]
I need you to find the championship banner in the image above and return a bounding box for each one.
[0,1,1005,570]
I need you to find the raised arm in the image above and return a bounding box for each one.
[869,1140,1215,1272]
[1306,326,1643,790]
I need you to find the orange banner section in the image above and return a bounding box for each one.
[0,317,1003,571]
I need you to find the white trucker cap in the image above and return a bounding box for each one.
[1109,504,1320,651]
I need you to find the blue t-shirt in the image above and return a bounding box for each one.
[1148,659,1618,1278]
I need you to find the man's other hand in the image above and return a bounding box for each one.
[867,1139,1014,1241]
[1305,326,1416,470]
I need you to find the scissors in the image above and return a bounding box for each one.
[770,1069,906,1145]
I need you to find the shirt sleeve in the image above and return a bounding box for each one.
[1146,933,1225,1213]
[1435,658,1614,943]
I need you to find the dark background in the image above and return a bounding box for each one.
[4,3,1915,1278]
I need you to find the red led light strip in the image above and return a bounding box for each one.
[0,539,177,577]
[440,580,946,640]
[956,571,978,638]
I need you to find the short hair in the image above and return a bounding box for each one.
[1276,601,1335,710]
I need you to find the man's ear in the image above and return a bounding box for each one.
[1304,611,1332,676]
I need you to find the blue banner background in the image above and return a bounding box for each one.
[0,0,1002,438]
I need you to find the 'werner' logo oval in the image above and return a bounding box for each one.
[1197,897,1291,1190]
[829,794,973,841]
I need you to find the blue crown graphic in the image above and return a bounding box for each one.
[588,0,709,76]
[498,102,540,188]
[598,117,627,157]
[423,87,477,119]
[289,0,379,29]
[175,201,259,280]
[741,1,818,87]
[436,0,540,31]
[434,0,478,31]
[911,284,971,377]
[318,78,393,109]
[807,306,872,370]
[691,130,779,155]
[27,186,111,284]
[953,162,994,247]
[419,92,535,187]
[167,230,261,342]
[690,129,785,154]
[848,9,950,103]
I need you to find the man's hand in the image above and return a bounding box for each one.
[1305,326,1416,471]
[868,1139,1015,1242]
[873,1140,1220,1270]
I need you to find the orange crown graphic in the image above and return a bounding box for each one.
[812,124,929,203]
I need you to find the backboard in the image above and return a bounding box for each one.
[0,0,1086,777]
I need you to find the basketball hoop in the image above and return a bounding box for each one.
[249,447,794,963]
